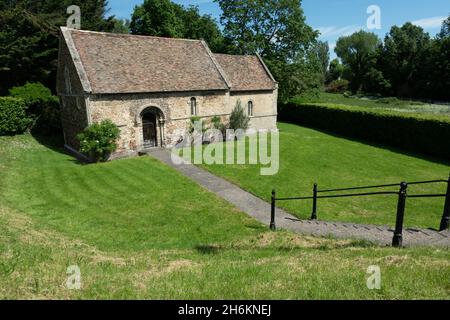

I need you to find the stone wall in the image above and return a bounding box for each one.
[230,89,278,131]
[56,36,89,150]
[88,89,277,158]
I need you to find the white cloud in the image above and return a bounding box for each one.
[316,25,364,38]
[411,16,446,29]
[328,42,336,51]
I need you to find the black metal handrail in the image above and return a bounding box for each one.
[269,174,450,247]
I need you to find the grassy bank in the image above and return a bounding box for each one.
[0,134,449,299]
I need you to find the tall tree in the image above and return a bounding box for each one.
[217,0,319,101]
[130,0,225,52]
[217,0,317,61]
[438,15,450,38]
[335,30,381,93]
[310,41,329,83]
[0,0,116,94]
[426,15,450,100]
[379,23,431,97]
[327,58,344,83]
[130,0,184,37]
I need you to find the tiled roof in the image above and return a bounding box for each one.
[65,29,229,94]
[214,54,276,92]
[62,28,276,94]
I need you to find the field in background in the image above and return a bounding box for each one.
[294,92,450,117]
[0,134,449,299]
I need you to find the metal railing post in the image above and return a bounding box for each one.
[439,174,450,231]
[311,183,318,220]
[392,182,408,248]
[270,189,276,231]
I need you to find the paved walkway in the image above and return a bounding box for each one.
[147,149,450,248]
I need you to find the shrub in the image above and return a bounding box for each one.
[211,115,226,133]
[229,99,249,131]
[77,120,120,162]
[9,82,61,134]
[0,97,32,135]
[326,79,349,94]
[279,102,450,160]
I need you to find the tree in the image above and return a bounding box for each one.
[0,0,116,94]
[426,15,450,100]
[217,0,319,101]
[335,30,381,93]
[217,0,317,60]
[327,58,344,83]
[130,0,225,52]
[438,15,450,38]
[313,41,329,75]
[229,100,249,131]
[110,18,130,34]
[379,23,431,97]
[130,0,184,37]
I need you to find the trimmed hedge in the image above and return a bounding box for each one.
[279,102,450,161]
[9,82,61,134]
[0,97,32,135]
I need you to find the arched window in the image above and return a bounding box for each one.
[248,101,253,116]
[190,97,197,116]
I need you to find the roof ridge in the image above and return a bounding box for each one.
[61,27,204,43]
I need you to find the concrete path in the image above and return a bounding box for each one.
[147,149,450,248]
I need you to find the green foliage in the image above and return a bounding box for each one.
[327,58,344,83]
[325,79,349,94]
[110,18,131,34]
[229,100,249,131]
[77,120,120,162]
[0,0,117,94]
[130,0,225,52]
[217,0,319,101]
[9,82,60,134]
[335,30,382,94]
[211,115,226,135]
[379,23,431,97]
[334,17,450,100]
[0,97,32,135]
[279,101,450,160]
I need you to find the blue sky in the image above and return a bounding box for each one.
[108,0,450,58]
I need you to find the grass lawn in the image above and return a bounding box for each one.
[0,134,449,299]
[199,122,450,229]
[294,92,450,116]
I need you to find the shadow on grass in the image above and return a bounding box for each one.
[278,121,450,168]
[194,237,379,255]
[31,131,89,165]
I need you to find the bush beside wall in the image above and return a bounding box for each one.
[0,97,32,135]
[279,102,450,160]
[9,82,61,134]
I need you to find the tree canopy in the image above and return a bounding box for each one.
[0,0,116,94]
[130,0,225,52]
[217,0,321,101]
[335,30,381,93]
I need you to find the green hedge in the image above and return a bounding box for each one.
[279,102,450,160]
[9,82,61,134]
[0,97,32,135]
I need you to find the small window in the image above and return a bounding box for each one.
[64,67,72,94]
[190,97,197,116]
[248,101,253,116]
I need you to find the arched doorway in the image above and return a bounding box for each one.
[142,112,157,148]
[140,107,165,149]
